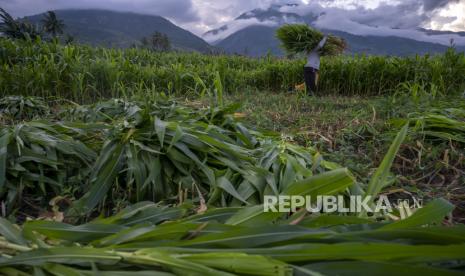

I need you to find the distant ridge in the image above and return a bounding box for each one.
[206,5,465,56]
[216,25,459,57]
[26,9,213,52]
[22,8,465,56]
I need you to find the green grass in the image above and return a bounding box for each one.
[227,90,465,222]
[228,91,378,135]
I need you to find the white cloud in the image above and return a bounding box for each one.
[280,1,465,46]
[1,0,464,41]
[430,1,465,32]
[184,0,300,35]
[314,11,465,45]
[203,18,279,43]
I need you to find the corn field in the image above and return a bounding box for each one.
[1,39,465,102]
[1,94,465,274]
[1,37,465,275]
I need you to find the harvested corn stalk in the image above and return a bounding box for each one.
[276,24,347,56]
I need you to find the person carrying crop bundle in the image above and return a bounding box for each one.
[304,36,327,95]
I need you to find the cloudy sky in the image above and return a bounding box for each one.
[1,0,464,38]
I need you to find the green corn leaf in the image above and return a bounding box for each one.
[217,176,249,205]
[364,124,408,200]
[0,267,32,276]
[95,203,186,227]
[297,261,463,276]
[95,202,155,224]
[299,215,373,228]
[182,207,243,223]
[23,220,126,242]
[171,225,331,248]
[154,117,167,148]
[114,222,201,246]
[283,168,355,197]
[0,130,10,189]
[168,125,184,151]
[93,224,155,247]
[121,249,232,276]
[43,263,88,276]
[225,205,282,226]
[239,243,465,263]
[181,252,292,276]
[0,217,27,245]
[340,225,465,244]
[70,141,124,215]
[0,247,121,266]
[117,206,186,227]
[381,198,454,230]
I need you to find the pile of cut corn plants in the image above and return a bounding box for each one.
[276,24,347,56]
[0,96,50,123]
[399,108,465,144]
[0,96,343,218]
[1,95,465,274]
[0,196,463,275]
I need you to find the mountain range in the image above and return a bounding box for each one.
[26,9,212,52]
[205,5,465,56]
[23,8,465,56]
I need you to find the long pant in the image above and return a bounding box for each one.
[303,67,318,94]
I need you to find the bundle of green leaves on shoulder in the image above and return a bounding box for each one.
[276,24,347,56]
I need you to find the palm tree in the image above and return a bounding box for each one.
[41,11,64,37]
[0,7,21,38]
[0,7,42,39]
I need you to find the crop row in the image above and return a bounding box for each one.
[1,38,465,101]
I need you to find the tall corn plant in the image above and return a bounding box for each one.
[2,39,465,101]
